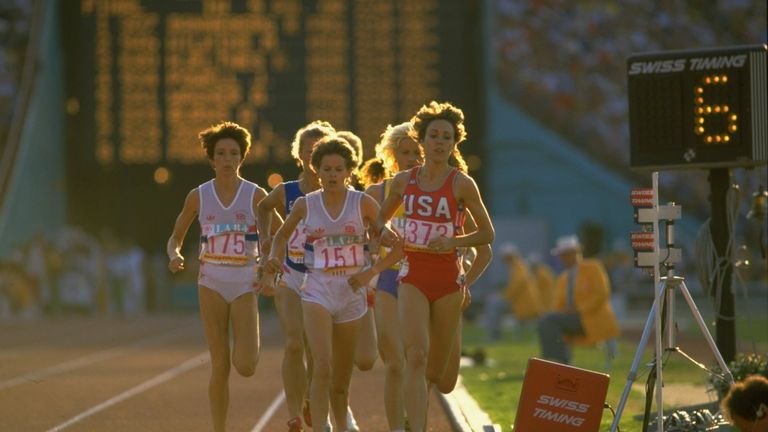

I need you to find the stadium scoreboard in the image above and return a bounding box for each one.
[627,44,767,170]
[64,0,470,167]
[61,0,476,249]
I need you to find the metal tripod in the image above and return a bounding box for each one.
[609,272,735,432]
[613,173,734,432]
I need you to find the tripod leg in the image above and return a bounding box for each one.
[610,280,667,432]
[677,281,735,385]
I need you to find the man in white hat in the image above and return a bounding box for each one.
[537,235,620,364]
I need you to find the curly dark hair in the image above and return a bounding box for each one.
[409,101,467,144]
[198,121,251,161]
[409,101,468,172]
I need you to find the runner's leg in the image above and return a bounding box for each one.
[198,285,232,432]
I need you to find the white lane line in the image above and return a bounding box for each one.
[44,351,209,432]
[251,390,286,432]
[0,327,190,391]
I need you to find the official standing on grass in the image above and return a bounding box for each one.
[166,121,269,432]
[537,235,619,365]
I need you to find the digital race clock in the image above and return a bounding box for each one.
[627,44,766,170]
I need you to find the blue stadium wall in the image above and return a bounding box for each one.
[0,0,66,256]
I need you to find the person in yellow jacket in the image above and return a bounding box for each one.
[538,235,620,364]
[502,244,541,322]
[528,253,556,313]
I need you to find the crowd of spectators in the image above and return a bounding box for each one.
[493,0,767,219]
[0,226,181,319]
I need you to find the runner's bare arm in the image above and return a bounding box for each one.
[347,245,403,290]
[461,211,493,287]
[262,197,307,276]
[256,183,286,256]
[167,189,200,273]
[347,193,388,290]
[373,171,408,244]
[452,173,495,248]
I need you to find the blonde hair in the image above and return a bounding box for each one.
[290,120,335,167]
[375,122,422,174]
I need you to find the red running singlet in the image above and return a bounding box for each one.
[397,167,466,302]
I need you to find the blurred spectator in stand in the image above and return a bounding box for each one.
[55,226,105,314]
[0,258,37,319]
[21,232,51,309]
[538,235,619,365]
[146,249,172,311]
[101,229,147,316]
[121,238,146,314]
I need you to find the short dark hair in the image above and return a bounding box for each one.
[198,121,251,161]
[311,136,359,171]
[336,131,364,168]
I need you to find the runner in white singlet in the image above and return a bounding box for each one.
[261,137,380,432]
[256,121,335,431]
[167,121,277,432]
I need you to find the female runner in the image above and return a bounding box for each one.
[167,121,269,432]
[262,137,380,432]
[374,102,495,431]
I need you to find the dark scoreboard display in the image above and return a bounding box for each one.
[627,44,767,170]
[64,0,472,167]
[62,0,477,247]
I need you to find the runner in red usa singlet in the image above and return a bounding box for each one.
[372,102,495,432]
[398,166,466,302]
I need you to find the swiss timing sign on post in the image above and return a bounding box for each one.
[630,232,655,251]
[631,189,654,207]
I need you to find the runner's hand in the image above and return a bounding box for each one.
[428,236,453,253]
[460,284,471,311]
[379,225,399,248]
[348,269,374,291]
[262,256,282,274]
[168,256,185,273]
